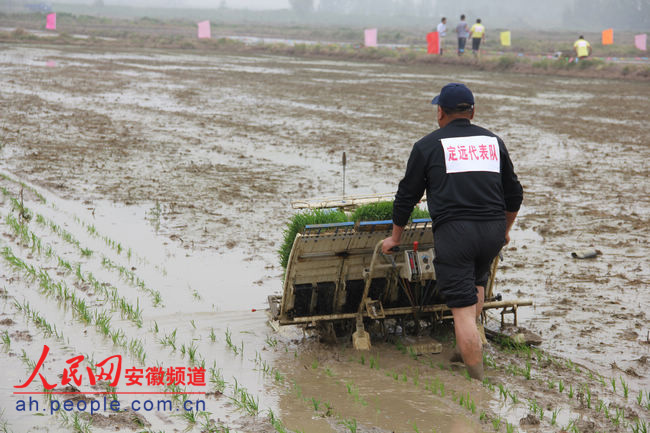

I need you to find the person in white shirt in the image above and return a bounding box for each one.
[436,17,447,56]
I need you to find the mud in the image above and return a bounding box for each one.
[0,43,648,432]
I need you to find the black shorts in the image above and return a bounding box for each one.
[472,38,482,51]
[434,219,505,308]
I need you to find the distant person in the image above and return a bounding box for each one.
[437,17,447,55]
[573,35,592,60]
[456,14,470,56]
[469,19,485,58]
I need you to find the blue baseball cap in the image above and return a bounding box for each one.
[431,83,475,108]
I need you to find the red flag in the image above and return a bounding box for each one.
[427,32,439,54]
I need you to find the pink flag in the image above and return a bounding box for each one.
[46,13,56,30]
[364,28,377,47]
[635,34,647,51]
[426,32,439,54]
[197,20,211,39]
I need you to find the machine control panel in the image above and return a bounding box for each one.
[400,247,436,281]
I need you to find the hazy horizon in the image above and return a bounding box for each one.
[2,0,648,31]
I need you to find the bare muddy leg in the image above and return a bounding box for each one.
[451,304,483,380]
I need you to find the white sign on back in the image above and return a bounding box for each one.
[440,135,501,173]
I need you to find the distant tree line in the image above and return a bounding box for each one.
[288,0,314,14]
[318,0,434,16]
[289,0,436,17]
[563,0,649,31]
[288,0,649,31]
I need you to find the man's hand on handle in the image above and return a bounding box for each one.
[381,237,400,254]
[505,210,518,245]
[382,224,405,254]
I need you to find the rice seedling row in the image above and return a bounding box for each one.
[98,256,162,306]
[261,360,341,428]
[2,181,153,358]
[152,326,289,431]
[14,299,65,341]
[260,338,492,433]
[254,340,433,431]
[0,172,46,204]
[212,334,299,432]
[230,378,259,416]
[0,184,163,306]
[389,343,497,417]
[33,211,163,306]
[252,350,286,385]
[393,339,580,432]
[223,328,244,356]
[497,336,647,407]
[0,408,13,433]
[0,222,145,328]
[490,336,649,430]
[1,171,133,264]
[5,279,129,376]
[0,241,147,364]
[271,359,370,431]
[69,213,167,276]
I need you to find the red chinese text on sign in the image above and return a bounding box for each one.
[146,366,165,386]
[488,144,498,160]
[166,367,186,386]
[14,345,204,390]
[125,367,144,386]
[446,143,497,162]
[441,136,501,174]
[95,355,122,387]
[61,355,95,387]
[187,367,206,386]
[14,345,57,390]
[457,145,468,160]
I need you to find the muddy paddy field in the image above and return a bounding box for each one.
[0,43,648,433]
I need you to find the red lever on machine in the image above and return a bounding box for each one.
[413,241,418,252]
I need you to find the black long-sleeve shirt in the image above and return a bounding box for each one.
[393,118,523,230]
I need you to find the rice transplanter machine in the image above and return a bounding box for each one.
[268,193,532,350]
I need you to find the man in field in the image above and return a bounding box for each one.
[456,14,470,56]
[382,83,523,380]
[573,35,592,60]
[436,17,447,55]
[469,19,486,57]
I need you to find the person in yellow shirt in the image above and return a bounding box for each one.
[469,19,486,58]
[573,35,592,59]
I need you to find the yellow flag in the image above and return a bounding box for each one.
[500,31,511,46]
